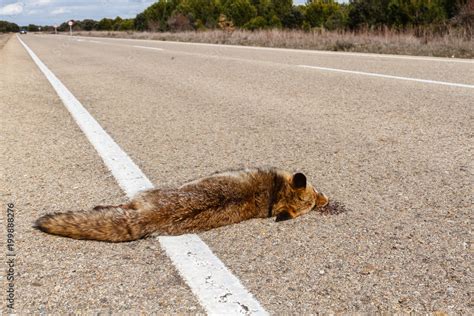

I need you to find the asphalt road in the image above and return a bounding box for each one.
[2,34,473,314]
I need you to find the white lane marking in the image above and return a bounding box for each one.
[18,37,153,197]
[85,39,473,89]
[17,35,268,315]
[298,64,474,89]
[74,38,109,45]
[160,235,267,315]
[133,45,163,51]
[70,34,474,64]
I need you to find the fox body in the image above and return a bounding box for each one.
[35,167,329,242]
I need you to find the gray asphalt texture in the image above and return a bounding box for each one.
[2,34,473,314]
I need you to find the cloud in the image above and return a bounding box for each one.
[50,7,69,15]
[2,0,156,25]
[30,0,53,6]
[0,2,24,16]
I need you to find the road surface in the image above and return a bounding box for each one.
[1,34,473,314]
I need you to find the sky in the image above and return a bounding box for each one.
[0,0,348,26]
[0,0,156,26]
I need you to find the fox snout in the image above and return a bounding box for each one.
[315,190,329,208]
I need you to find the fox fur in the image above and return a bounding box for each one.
[35,167,329,242]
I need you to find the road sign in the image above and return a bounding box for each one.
[68,21,73,36]
[68,21,73,26]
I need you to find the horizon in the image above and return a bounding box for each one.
[0,0,349,26]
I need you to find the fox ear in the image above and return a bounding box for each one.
[292,173,307,189]
[275,211,292,222]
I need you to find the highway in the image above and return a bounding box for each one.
[1,33,472,314]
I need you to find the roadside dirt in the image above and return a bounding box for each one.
[0,34,11,50]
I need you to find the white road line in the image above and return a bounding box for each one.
[298,64,474,89]
[17,35,268,316]
[68,38,474,87]
[18,37,153,197]
[75,38,107,44]
[160,235,266,315]
[70,34,474,64]
[133,45,163,51]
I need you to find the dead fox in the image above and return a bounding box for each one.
[35,167,328,242]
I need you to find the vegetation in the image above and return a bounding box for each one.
[11,0,471,35]
[128,0,471,33]
[0,21,19,33]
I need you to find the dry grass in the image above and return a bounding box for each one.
[0,33,11,50]
[73,29,473,58]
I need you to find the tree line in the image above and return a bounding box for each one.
[0,21,20,33]
[122,0,473,32]
[2,0,472,33]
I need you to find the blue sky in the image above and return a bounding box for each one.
[0,0,348,26]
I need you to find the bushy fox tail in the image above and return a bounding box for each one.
[34,203,152,242]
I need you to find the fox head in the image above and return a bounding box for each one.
[274,172,329,222]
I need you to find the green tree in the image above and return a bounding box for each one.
[243,15,267,29]
[223,0,257,27]
[305,1,324,27]
[119,19,135,31]
[97,18,113,30]
[0,21,20,32]
[440,0,467,18]
[324,5,348,30]
[282,6,305,28]
[57,22,68,32]
[270,0,292,20]
[134,13,146,31]
[348,0,390,28]
[269,15,282,28]
[143,0,179,31]
[251,0,272,18]
[27,24,39,32]
[81,19,97,31]
[386,0,446,28]
[176,0,221,28]
[112,16,123,30]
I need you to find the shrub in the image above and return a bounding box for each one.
[223,0,257,27]
[269,15,283,28]
[119,19,134,31]
[0,20,19,32]
[97,18,113,31]
[244,16,267,30]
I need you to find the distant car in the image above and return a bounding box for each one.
[19,30,27,34]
